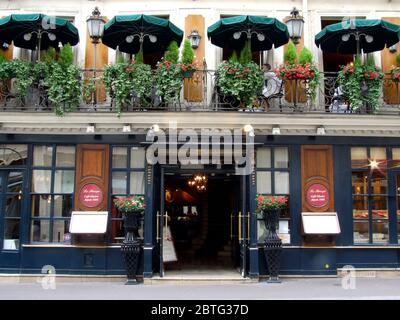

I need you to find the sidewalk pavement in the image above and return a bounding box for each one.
[0,277,399,300]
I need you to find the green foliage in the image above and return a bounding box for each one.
[216,60,264,108]
[182,39,195,65]
[135,50,144,64]
[47,63,81,116]
[83,77,96,103]
[299,47,313,64]
[338,62,383,112]
[164,41,179,63]
[239,42,252,64]
[58,43,74,68]
[366,54,375,67]
[284,41,297,65]
[0,51,6,64]
[41,47,56,63]
[228,51,238,63]
[396,54,400,67]
[155,60,183,104]
[102,61,153,115]
[9,60,33,97]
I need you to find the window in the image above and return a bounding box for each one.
[0,145,27,250]
[351,147,389,244]
[111,147,146,243]
[256,147,290,244]
[30,145,75,243]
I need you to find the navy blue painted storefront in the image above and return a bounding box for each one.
[0,134,399,276]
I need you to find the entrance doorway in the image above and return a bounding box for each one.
[157,167,249,276]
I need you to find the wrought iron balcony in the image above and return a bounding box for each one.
[0,69,399,115]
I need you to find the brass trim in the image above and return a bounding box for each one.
[238,211,242,241]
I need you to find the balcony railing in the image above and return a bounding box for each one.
[0,69,399,114]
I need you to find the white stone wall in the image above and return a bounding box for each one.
[1,0,399,70]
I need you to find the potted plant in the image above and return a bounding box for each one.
[155,41,184,106]
[181,39,197,78]
[275,45,320,107]
[216,43,264,109]
[337,57,383,113]
[256,194,288,283]
[113,195,145,284]
[102,58,153,115]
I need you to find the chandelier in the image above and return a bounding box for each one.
[188,173,208,192]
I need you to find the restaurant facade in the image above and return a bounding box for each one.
[0,0,400,279]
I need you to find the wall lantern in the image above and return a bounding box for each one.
[286,7,304,45]
[188,30,202,49]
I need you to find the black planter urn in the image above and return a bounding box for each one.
[121,210,143,285]
[263,209,282,283]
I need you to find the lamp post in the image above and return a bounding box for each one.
[87,7,106,107]
[286,7,305,45]
[23,30,57,62]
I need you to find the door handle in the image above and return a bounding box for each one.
[230,212,234,240]
[156,211,160,241]
[238,212,243,241]
[247,212,250,241]
[164,211,169,240]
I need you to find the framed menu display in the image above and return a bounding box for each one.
[69,211,108,234]
[301,212,341,235]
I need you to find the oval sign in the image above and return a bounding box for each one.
[306,183,329,208]
[79,183,103,208]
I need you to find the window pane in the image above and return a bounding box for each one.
[112,147,128,168]
[0,144,28,166]
[130,172,145,194]
[274,171,289,194]
[31,195,51,217]
[131,147,146,169]
[256,171,271,194]
[7,171,23,193]
[353,196,368,219]
[370,147,386,162]
[111,219,125,244]
[354,221,369,244]
[256,148,271,168]
[351,147,368,168]
[371,170,387,194]
[112,172,127,194]
[371,196,388,219]
[54,170,75,193]
[392,148,400,169]
[31,170,51,193]
[52,220,71,243]
[4,195,22,217]
[352,172,368,194]
[3,219,20,249]
[54,195,73,218]
[274,147,289,168]
[372,221,389,244]
[398,223,400,244]
[31,220,50,242]
[56,146,75,167]
[33,146,53,167]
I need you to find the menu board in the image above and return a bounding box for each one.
[69,211,108,234]
[301,212,341,234]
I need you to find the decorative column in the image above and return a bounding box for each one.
[121,211,143,285]
[263,209,282,283]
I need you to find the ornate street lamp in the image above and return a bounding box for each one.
[286,7,304,45]
[188,30,202,49]
[86,7,106,106]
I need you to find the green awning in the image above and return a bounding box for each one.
[207,15,289,51]
[0,13,79,50]
[102,14,183,54]
[315,19,400,54]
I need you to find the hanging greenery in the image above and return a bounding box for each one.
[337,59,384,112]
[164,41,180,64]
